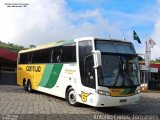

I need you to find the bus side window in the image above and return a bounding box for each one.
[52,47,62,63]
[61,44,76,63]
[32,49,51,63]
[27,53,32,64]
[19,53,27,64]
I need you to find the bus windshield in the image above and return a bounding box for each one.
[98,53,140,87]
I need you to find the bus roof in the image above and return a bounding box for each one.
[95,38,131,43]
[19,37,132,54]
[19,39,74,53]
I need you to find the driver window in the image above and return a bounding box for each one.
[84,55,95,88]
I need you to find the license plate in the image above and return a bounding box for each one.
[120,99,127,103]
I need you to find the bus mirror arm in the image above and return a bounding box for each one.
[92,50,102,68]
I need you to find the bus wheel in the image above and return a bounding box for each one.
[27,80,32,92]
[66,88,78,106]
[23,80,27,91]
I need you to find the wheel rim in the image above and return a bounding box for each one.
[68,91,76,104]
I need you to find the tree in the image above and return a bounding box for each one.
[29,45,36,48]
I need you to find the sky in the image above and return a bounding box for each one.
[0,0,159,60]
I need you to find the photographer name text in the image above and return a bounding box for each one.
[4,3,29,7]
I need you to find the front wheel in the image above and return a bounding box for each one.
[66,88,79,106]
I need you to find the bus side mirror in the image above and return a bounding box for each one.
[92,50,102,68]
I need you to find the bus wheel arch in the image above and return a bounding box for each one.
[66,87,79,106]
[65,86,72,99]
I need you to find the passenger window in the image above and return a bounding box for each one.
[61,44,76,62]
[32,49,51,63]
[52,47,62,63]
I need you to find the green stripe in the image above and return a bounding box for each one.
[44,64,63,88]
[128,88,136,94]
[64,40,74,45]
[38,64,54,86]
[39,64,63,88]
[121,88,130,95]
[121,88,136,95]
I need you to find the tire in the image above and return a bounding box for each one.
[23,80,27,91]
[66,88,79,106]
[27,80,32,92]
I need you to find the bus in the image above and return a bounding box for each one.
[17,37,140,107]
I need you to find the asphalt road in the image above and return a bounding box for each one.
[0,85,160,120]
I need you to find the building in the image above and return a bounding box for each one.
[140,62,160,91]
[0,47,18,85]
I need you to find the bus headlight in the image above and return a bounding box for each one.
[98,90,110,96]
[135,89,140,94]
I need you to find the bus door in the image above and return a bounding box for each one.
[78,40,96,104]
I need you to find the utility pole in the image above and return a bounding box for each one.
[144,41,151,91]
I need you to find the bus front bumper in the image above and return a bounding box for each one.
[94,93,140,107]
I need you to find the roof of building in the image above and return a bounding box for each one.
[139,61,160,71]
[0,47,18,62]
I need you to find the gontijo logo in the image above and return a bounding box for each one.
[26,66,41,72]
[110,89,121,92]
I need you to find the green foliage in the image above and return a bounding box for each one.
[29,45,36,48]
[150,57,160,63]
[154,58,160,62]
[0,41,26,52]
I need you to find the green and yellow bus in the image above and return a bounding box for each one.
[17,37,140,107]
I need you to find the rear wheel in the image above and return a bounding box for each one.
[27,80,32,92]
[66,88,78,106]
[23,79,27,91]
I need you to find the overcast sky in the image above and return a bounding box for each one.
[0,0,159,59]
